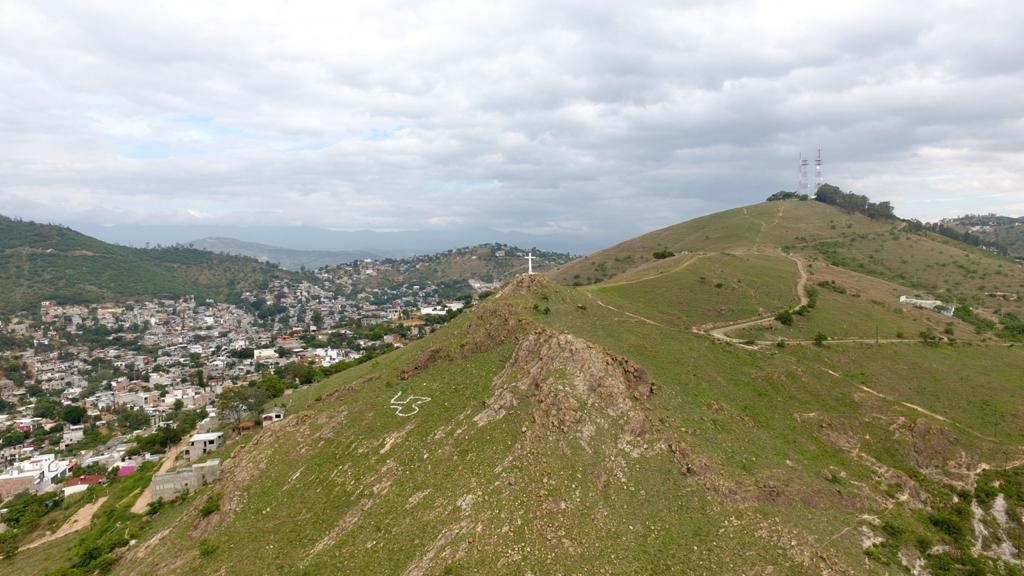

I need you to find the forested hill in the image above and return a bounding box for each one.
[0,215,300,314]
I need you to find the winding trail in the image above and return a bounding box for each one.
[696,253,962,348]
[576,221,1003,352]
[21,496,108,550]
[588,250,934,349]
[589,252,708,289]
[586,292,664,327]
[703,253,809,345]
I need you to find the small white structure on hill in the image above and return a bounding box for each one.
[183,432,224,463]
[253,348,279,362]
[261,407,285,424]
[899,296,955,317]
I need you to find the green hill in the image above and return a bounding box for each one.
[0,215,299,314]
[11,201,1024,576]
[330,243,574,292]
[548,200,893,285]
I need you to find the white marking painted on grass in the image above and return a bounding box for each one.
[390,391,431,416]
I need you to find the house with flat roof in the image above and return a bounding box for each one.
[261,407,285,424]
[183,432,223,463]
[151,459,221,500]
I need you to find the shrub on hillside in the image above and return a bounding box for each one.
[919,328,940,345]
[766,191,809,201]
[199,494,220,518]
[775,310,794,326]
[805,285,819,308]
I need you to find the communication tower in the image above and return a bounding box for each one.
[814,147,824,191]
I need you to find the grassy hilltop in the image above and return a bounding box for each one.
[10,200,1024,576]
[0,215,299,314]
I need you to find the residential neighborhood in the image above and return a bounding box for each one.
[0,264,486,512]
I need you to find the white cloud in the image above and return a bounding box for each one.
[1,0,1022,246]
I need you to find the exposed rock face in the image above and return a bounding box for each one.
[400,300,531,380]
[495,273,551,298]
[474,328,655,432]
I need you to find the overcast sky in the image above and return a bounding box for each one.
[1,0,1022,246]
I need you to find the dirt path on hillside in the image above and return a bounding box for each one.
[21,496,108,550]
[697,254,968,349]
[704,254,808,344]
[857,385,999,442]
[130,440,184,514]
[587,293,665,327]
[588,252,909,347]
[749,202,784,249]
[589,253,708,289]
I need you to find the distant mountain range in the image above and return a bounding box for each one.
[0,215,580,314]
[70,222,608,255]
[188,237,385,271]
[190,237,575,278]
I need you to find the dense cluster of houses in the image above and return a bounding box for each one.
[0,265,483,504]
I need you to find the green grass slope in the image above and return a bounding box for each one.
[116,282,1024,575]
[107,200,1024,576]
[588,252,800,329]
[809,227,1024,319]
[731,262,984,343]
[0,215,298,314]
[549,200,892,285]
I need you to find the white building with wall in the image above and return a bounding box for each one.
[151,459,221,500]
[183,432,224,463]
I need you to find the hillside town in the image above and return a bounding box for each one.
[0,263,486,504]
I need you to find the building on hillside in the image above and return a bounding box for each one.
[253,348,279,362]
[183,432,224,463]
[151,459,221,501]
[197,414,220,434]
[899,296,955,317]
[0,472,38,500]
[261,407,285,424]
[0,453,71,498]
[62,424,85,448]
[62,474,105,497]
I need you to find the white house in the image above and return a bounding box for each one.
[253,348,279,362]
[62,424,85,448]
[183,432,224,463]
[261,407,285,424]
[899,296,955,317]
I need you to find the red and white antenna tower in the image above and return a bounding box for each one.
[799,153,810,196]
[814,147,824,191]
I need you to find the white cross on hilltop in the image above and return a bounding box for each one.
[524,252,536,275]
